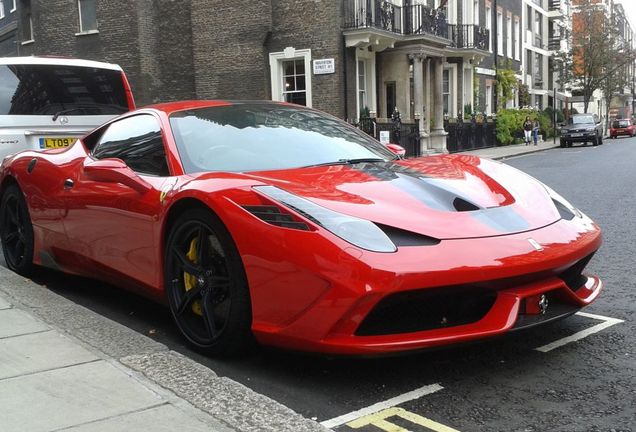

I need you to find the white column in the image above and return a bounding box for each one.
[433,57,445,132]
[409,53,426,142]
[429,56,448,152]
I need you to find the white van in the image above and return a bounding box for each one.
[0,57,135,160]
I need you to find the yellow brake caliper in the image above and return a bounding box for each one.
[184,238,203,316]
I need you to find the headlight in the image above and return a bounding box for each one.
[542,184,582,219]
[254,185,397,253]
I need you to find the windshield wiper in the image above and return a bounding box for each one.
[52,103,128,121]
[300,158,388,169]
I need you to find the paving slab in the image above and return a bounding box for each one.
[60,404,222,432]
[0,330,99,380]
[0,307,49,339]
[0,360,164,432]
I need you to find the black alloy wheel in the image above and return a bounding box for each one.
[164,208,252,356]
[0,185,34,275]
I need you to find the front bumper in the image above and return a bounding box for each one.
[562,133,597,143]
[244,214,602,355]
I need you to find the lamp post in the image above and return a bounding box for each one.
[553,87,557,145]
[493,0,498,114]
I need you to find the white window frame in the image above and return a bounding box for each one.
[485,84,492,115]
[514,18,521,60]
[355,48,376,119]
[497,11,503,55]
[269,48,312,108]
[77,0,99,34]
[10,0,16,13]
[507,16,512,58]
[473,0,479,26]
[443,63,458,117]
[358,60,367,114]
[485,5,492,52]
[0,2,5,19]
[21,5,33,44]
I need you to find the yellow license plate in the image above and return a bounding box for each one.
[39,137,76,149]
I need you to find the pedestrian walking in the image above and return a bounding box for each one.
[532,119,540,145]
[523,116,533,145]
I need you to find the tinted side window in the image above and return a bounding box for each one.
[93,115,169,176]
[0,64,128,115]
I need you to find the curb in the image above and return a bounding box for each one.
[0,265,328,432]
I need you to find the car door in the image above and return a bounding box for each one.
[62,114,171,290]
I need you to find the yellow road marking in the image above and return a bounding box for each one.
[346,407,460,432]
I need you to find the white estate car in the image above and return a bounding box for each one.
[0,57,135,160]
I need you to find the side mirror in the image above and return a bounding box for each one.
[386,143,406,158]
[83,158,151,194]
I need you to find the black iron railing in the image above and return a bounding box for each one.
[344,0,449,40]
[548,36,560,50]
[444,117,497,153]
[352,116,421,158]
[448,24,490,50]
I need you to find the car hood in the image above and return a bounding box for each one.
[561,123,595,131]
[239,155,562,240]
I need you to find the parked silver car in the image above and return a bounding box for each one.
[0,57,135,161]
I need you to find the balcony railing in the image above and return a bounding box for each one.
[548,36,560,50]
[548,0,561,11]
[344,0,449,40]
[448,24,489,51]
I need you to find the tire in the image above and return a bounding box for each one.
[560,139,566,148]
[599,136,603,145]
[593,136,599,146]
[0,185,34,276]
[164,208,252,356]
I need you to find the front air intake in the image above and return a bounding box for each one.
[242,205,311,231]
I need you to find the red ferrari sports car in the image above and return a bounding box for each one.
[0,101,602,356]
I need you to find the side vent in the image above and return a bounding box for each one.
[242,205,311,231]
[453,197,481,212]
[377,224,440,247]
[552,199,575,220]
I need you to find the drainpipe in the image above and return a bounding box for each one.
[342,35,349,120]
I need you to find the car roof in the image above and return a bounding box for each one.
[0,56,123,71]
[145,100,293,116]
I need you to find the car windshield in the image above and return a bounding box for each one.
[0,64,129,115]
[569,115,595,125]
[613,120,630,128]
[169,104,396,173]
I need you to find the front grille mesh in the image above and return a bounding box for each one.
[355,286,497,336]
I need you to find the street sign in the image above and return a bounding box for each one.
[313,59,335,75]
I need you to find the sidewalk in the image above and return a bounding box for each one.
[0,266,328,432]
[454,139,560,160]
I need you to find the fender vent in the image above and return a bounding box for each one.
[453,197,481,212]
[552,199,575,220]
[377,224,440,247]
[243,205,311,231]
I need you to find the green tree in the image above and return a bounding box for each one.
[495,67,519,110]
[559,0,636,112]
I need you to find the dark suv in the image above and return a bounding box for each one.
[559,113,603,147]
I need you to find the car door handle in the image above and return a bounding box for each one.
[64,179,74,189]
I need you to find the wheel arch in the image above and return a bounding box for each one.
[162,197,213,251]
[0,175,20,197]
